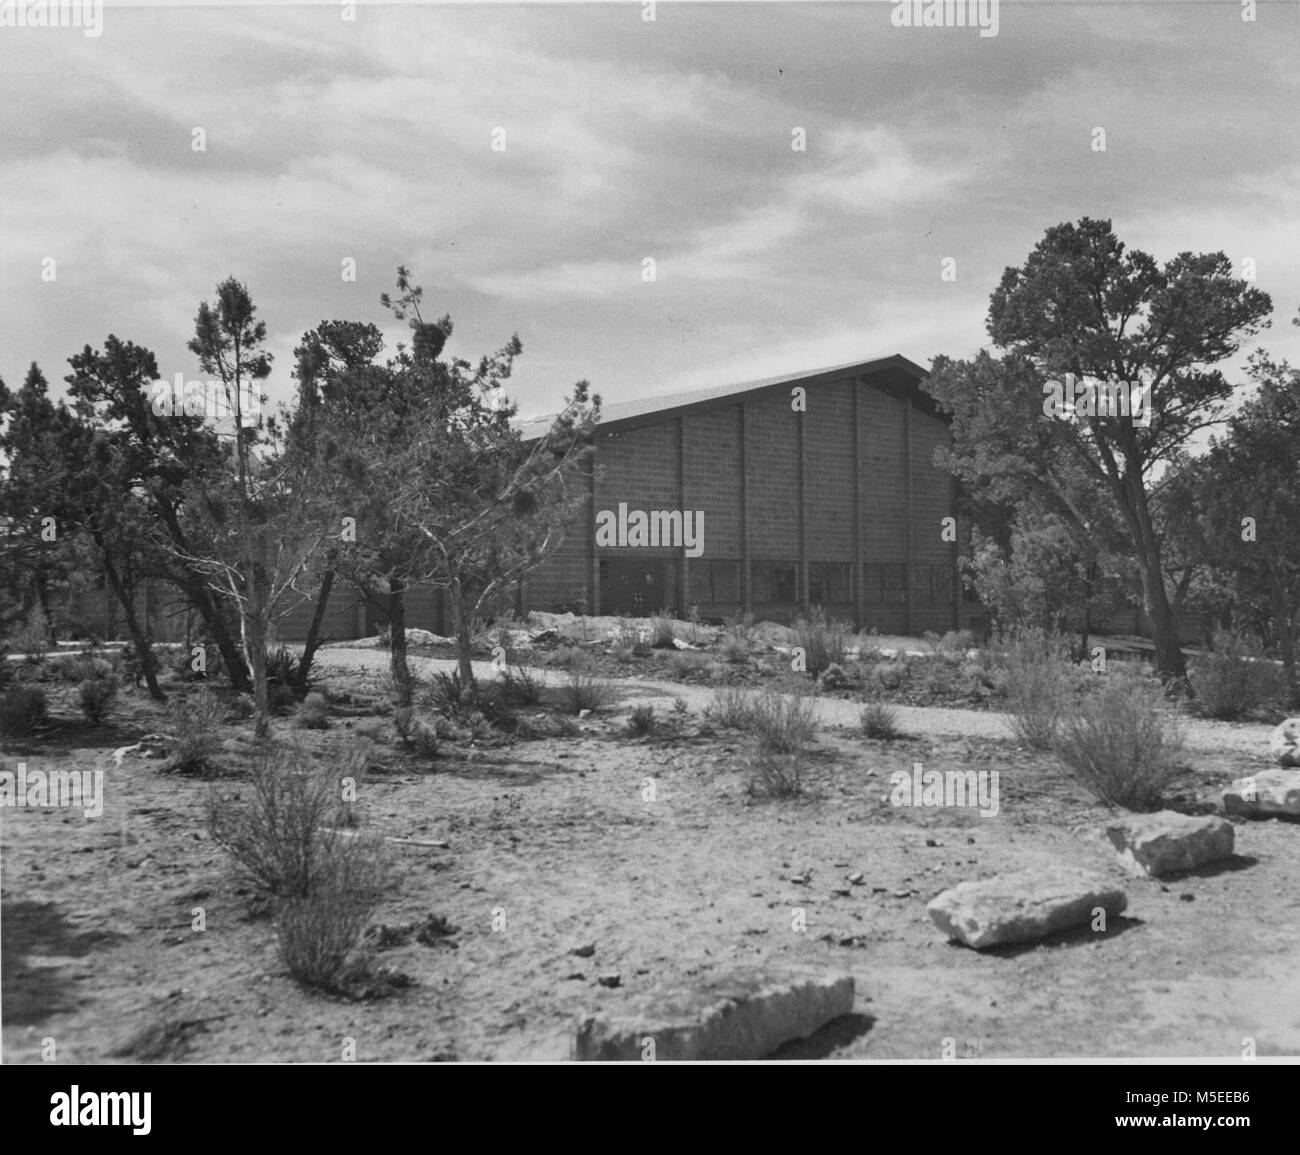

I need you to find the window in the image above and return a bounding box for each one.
[882,564,906,604]
[809,562,853,605]
[701,559,740,603]
[919,564,955,605]
[753,561,797,603]
[863,563,883,604]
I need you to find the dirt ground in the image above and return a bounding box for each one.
[3,645,1297,1062]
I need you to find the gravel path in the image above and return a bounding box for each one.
[314,645,1272,758]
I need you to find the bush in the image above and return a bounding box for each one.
[275,837,387,993]
[706,686,753,730]
[11,607,49,664]
[750,751,803,798]
[1053,668,1185,811]
[295,691,330,730]
[206,741,376,898]
[793,609,849,678]
[0,642,10,690]
[749,690,816,754]
[1189,630,1288,720]
[423,669,513,729]
[709,687,815,754]
[206,741,385,993]
[165,689,225,773]
[498,665,543,707]
[718,628,751,665]
[1001,629,1072,749]
[668,651,707,681]
[393,705,437,755]
[819,662,852,690]
[556,653,612,715]
[0,685,48,737]
[860,701,901,740]
[78,676,119,724]
[651,617,677,649]
[626,704,655,737]
[872,660,908,692]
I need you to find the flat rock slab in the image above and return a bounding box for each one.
[1106,811,1234,877]
[1269,719,1300,767]
[572,971,854,1061]
[928,868,1127,950]
[1224,768,1300,817]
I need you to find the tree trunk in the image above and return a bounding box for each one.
[452,579,475,686]
[1267,566,1299,709]
[100,547,164,700]
[389,579,412,706]
[296,566,335,688]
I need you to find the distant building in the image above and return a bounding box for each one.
[512,353,972,632]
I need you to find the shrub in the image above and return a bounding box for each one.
[651,617,677,649]
[718,628,751,665]
[1053,669,1185,811]
[793,609,849,678]
[295,691,330,730]
[0,642,10,690]
[1001,629,1072,750]
[556,653,612,714]
[423,669,513,729]
[266,645,301,692]
[668,651,707,681]
[78,676,119,724]
[206,741,376,897]
[706,686,753,730]
[275,837,387,993]
[749,690,816,754]
[819,662,852,691]
[0,685,48,737]
[749,751,803,798]
[206,741,385,992]
[392,705,437,756]
[498,665,543,707]
[860,701,901,740]
[12,607,49,664]
[626,704,655,737]
[1189,630,1288,720]
[872,660,908,691]
[165,689,225,773]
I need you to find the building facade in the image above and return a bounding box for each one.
[515,354,972,633]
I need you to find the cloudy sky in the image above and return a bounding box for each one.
[2,0,1298,423]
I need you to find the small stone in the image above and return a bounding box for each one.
[848,872,865,885]
[597,972,621,989]
[1180,893,1195,902]
[571,943,596,958]
[892,889,913,899]
[1224,768,1300,817]
[832,888,852,897]
[1105,811,1234,878]
[565,972,586,981]
[925,839,939,848]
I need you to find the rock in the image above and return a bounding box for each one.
[597,972,622,989]
[573,971,854,1061]
[847,871,865,885]
[1223,769,1300,817]
[1105,810,1234,878]
[571,943,596,958]
[1269,718,1300,767]
[927,868,1127,950]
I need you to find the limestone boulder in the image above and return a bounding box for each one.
[1223,769,1300,818]
[927,868,1127,950]
[572,971,854,1061]
[1105,811,1234,878]
[1269,718,1300,767]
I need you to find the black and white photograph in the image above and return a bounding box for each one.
[1,0,1297,1106]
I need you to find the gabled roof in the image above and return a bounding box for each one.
[516,353,936,441]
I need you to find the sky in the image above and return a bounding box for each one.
[2,0,1298,426]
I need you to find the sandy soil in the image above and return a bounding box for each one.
[2,650,1297,1063]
